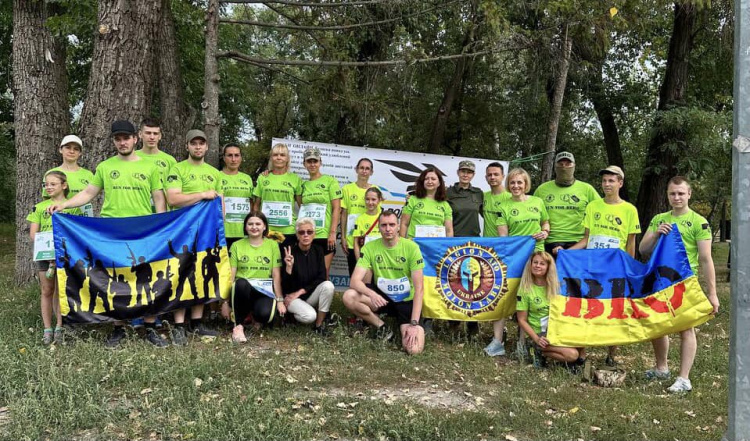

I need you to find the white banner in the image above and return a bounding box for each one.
[273,138,510,288]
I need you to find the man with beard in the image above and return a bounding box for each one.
[165,129,224,345]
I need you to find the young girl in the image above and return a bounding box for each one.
[515,251,585,368]
[27,171,82,344]
[352,187,383,260]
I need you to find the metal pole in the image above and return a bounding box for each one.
[727,0,750,439]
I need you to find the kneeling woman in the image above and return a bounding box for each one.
[227,212,287,343]
[516,251,584,367]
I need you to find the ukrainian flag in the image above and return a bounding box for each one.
[547,226,714,347]
[52,199,231,324]
[414,236,536,321]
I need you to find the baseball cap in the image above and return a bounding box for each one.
[458,160,476,172]
[304,147,322,161]
[186,129,207,143]
[555,151,575,163]
[111,120,136,136]
[60,135,83,149]
[599,165,625,179]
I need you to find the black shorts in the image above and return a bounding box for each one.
[35,260,52,272]
[312,238,336,256]
[545,241,577,256]
[366,283,413,326]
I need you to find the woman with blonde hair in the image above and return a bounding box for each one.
[516,251,585,367]
[253,143,302,248]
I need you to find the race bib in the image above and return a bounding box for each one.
[33,231,55,261]
[262,201,293,227]
[346,214,359,236]
[247,278,275,299]
[225,197,251,223]
[415,225,446,238]
[299,203,326,228]
[364,235,379,244]
[376,276,411,302]
[81,203,94,217]
[587,235,620,250]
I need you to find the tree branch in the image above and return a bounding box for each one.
[221,0,394,6]
[220,1,459,31]
[238,58,311,84]
[263,2,329,52]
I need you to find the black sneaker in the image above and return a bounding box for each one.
[191,322,219,338]
[145,328,169,348]
[605,355,619,367]
[104,327,127,349]
[170,326,188,346]
[313,325,330,337]
[373,325,394,342]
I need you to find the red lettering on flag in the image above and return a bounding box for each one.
[643,282,685,315]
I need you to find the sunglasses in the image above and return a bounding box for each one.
[297,230,315,236]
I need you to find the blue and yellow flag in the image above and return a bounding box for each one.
[415,236,536,321]
[547,226,714,347]
[52,199,231,324]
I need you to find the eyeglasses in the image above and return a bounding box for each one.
[297,230,315,236]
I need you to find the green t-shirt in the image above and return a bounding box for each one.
[402,196,453,239]
[229,238,281,280]
[649,209,711,273]
[534,180,601,243]
[42,167,96,216]
[497,196,549,251]
[358,238,425,302]
[91,156,164,218]
[27,199,82,232]
[482,190,511,237]
[135,149,177,184]
[582,199,641,252]
[166,161,223,196]
[352,212,381,243]
[253,172,303,235]
[221,172,255,238]
[516,284,550,335]
[300,175,342,239]
[341,182,376,248]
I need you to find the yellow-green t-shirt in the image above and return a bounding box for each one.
[352,212,381,244]
[482,190,511,237]
[358,238,425,302]
[648,209,711,273]
[402,196,453,239]
[42,167,96,216]
[229,238,281,279]
[300,175,342,239]
[582,199,641,252]
[166,161,223,196]
[253,172,303,235]
[91,156,164,218]
[516,284,550,335]
[135,150,177,184]
[221,172,254,238]
[27,199,83,232]
[341,182,376,248]
[533,180,601,243]
[497,196,549,251]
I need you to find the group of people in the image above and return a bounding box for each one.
[28,121,719,393]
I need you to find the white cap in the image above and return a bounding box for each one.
[60,135,83,148]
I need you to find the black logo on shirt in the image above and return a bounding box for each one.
[132,173,147,181]
[376,255,384,263]
[510,208,519,217]
[262,179,270,186]
[545,194,555,203]
[110,171,120,180]
[167,175,178,183]
[156,160,167,168]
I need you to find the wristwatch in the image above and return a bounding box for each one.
[410,319,419,326]
[275,296,284,302]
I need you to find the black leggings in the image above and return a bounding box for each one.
[231,279,276,326]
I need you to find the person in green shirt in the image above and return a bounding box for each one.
[48,120,168,348]
[300,147,342,274]
[352,187,383,261]
[516,251,585,368]
[135,117,177,200]
[533,152,601,256]
[29,171,82,345]
[42,135,95,216]
[165,129,224,344]
[226,212,286,343]
[343,210,426,355]
[220,143,254,250]
[400,168,454,239]
[639,176,719,393]
[486,167,549,358]
[252,143,303,249]
[483,162,511,238]
[570,165,640,367]
[340,158,376,275]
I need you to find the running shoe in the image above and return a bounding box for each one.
[170,326,188,346]
[667,377,692,393]
[42,329,54,346]
[373,325,394,342]
[145,328,169,348]
[104,326,127,349]
[484,338,506,357]
[644,368,671,380]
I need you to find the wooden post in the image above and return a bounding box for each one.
[204,0,221,167]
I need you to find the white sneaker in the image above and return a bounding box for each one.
[667,377,692,393]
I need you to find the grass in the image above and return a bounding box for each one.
[0,224,731,441]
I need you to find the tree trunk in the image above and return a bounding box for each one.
[203,0,221,167]
[636,2,696,228]
[78,0,161,168]
[541,26,572,182]
[12,0,70,284]
[157,0,196,160]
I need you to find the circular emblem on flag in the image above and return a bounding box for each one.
[435,242,508,317]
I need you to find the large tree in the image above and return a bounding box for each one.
[12,0,70,284]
